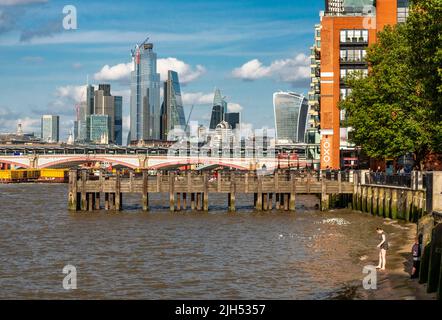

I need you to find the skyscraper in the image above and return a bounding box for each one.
[160,70,186,140]
[75,84,95,144]
[41,115,60,143]
[209,88,227,130]
[94,84,115,142]
[130,41,161,142]
[114,96,123,145]
[89,114,110,144]
[225,112,240,130]
[273,92,309,144]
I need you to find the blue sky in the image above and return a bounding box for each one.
[0,0,324,141]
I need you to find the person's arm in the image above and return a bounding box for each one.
[377,234,386,248]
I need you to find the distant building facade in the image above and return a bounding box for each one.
[209,88,227,130]
[130,42,161,142]
[41,115,59,143]
[273,92,309,145]
[225,112,240,130]
[160,70,186,140]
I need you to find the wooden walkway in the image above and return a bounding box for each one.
[68,170,355,212]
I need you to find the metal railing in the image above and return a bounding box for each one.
[365,172,412,188]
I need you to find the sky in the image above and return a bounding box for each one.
[0,0,325,142]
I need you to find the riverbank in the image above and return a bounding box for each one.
[357,219,436,300]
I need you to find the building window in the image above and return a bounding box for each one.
[340,49,367,62]
[397,0,409,23]
[340,29,368,44]
[340,68,368,81]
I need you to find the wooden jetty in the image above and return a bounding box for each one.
[68,170,355,212]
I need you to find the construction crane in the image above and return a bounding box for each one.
[184,105,194,132]
[131,36,150,65]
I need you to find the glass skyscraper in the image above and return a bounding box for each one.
[209,88,227,130]
[273,92,309,144]
[41,115,59,143]
[225,112,240,130]
[160,70,186,140]
[89,114,110,144]
[114,96,123,145]
[130,42,161,142]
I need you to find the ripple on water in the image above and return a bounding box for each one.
[0,184,414,299]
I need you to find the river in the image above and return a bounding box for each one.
[0,184,432,299]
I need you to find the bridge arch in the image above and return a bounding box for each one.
[39,156,138,169]
[149,159,250,171]
[0,159,30,169]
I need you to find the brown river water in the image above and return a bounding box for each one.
[0,184,433,299]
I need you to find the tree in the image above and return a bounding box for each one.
[340,0,442,168]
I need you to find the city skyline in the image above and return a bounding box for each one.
[0,0,323,141]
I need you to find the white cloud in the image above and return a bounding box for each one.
[227,103,243,113]
[93,58,205,84]
[232,53,310,85]
[0,0,47,5]
[182,92,213,106]
[94,63,132,82]
[55,85,88,102]
[157,58,206,84]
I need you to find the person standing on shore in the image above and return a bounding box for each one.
[411,236,422,279]
[376,227,388,270]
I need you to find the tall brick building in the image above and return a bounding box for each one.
[318,0,409,169]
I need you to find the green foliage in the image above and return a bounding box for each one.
[340,0,442,164]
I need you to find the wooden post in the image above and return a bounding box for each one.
[275,193,280,210]
[284,194,289,211]
[290,172,296,211]
[177,193,181,211]
[268,193,273,211]
[263,193,268,211]
[372,187,379,216]
[191,193,196,211]
[68,170,78,211]
[384,189,391,218]
[203,172,209,211]
[95,192,100,210]
[321,173,329,211]
[378,188,385,217]
[81,170,87,211]
[229,172,236,212]
[196,193,202,211]
[367,186,373,215]
[142,170,149,212]
[169,172,175,212]
[391,189,398,220]
[88,193,94,211]
[256,175,262,211]
[183,193,187,210]
[405,190,412,222]
[109,193,115,210]
[105,193,109,210]
[115,171,121,211]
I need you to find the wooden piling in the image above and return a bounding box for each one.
[289,172,296,211]
[142,171,149,211]
[68,170,78,211]
[115,171,121,211]
[256,175,263,211]
[169,172,175,212]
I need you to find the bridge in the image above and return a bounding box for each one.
[0,145,316,170]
